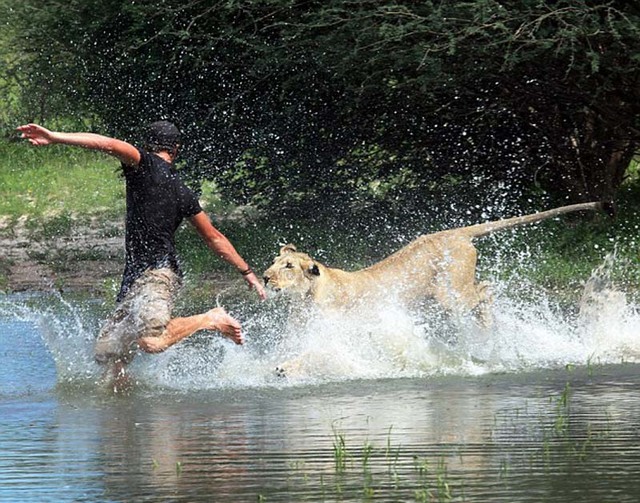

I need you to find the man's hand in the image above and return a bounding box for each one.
[244,272,267,300]
[17,124,55,146]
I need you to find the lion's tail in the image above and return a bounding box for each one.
[461,201,610,239]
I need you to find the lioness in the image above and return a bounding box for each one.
[263,202,607,327]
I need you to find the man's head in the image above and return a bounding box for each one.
[144,120,181,154]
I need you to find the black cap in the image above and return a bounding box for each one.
[144,120,181,150]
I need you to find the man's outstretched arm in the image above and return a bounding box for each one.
[17,123,140,167]
[189,211,267,300]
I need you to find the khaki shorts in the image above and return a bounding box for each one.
[94,268,182,365]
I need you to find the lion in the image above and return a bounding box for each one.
[263,202,608,329]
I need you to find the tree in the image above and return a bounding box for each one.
[273,0,640,204]
[6,0,639,219]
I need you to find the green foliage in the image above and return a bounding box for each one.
[0,0,22,132]
[2,0,639,219]
[474,183,640,304]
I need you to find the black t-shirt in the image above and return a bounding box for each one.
[117,147,202,301]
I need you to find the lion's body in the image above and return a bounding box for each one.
[263,202,604,327]
[303,232,481,312]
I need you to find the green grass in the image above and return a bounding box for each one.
[0,140,126,220]
[0,140,226,226]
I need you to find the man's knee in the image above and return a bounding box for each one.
[94,333,138,365]
[135,311,171,353]
[138,312,168,336]
[137,333,168,354]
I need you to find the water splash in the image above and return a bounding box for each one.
[144,252,639,389]
[0,293,103,387]
[1,254,638,392]
[576,251,640,362]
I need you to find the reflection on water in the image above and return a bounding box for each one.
[1,255,640,501]
[2,362,640,502]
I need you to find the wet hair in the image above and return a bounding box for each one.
[144,120,181,152]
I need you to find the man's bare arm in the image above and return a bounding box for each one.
[17,123,140,166]
[189,211,267,300]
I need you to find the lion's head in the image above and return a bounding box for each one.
[263,244,321,296]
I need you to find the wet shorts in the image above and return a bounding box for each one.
[94,268,182,365]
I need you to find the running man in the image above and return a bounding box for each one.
[17,121,266,384]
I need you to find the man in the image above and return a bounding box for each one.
[17,121,266,383]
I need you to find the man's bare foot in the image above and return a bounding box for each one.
[203,307,243,344]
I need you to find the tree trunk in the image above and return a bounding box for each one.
[538,101,638,204]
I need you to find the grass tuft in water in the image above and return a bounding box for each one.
[331,422,350,475]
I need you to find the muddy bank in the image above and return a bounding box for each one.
[0,214,246,299]
[0,215,124,294]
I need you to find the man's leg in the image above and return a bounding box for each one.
[94,268,177,385]
[138,307,243,353]
[94,309,138,392]
[94,302,139,376]
[95,269,243,387]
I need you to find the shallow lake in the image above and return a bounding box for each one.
[1,276,640,502]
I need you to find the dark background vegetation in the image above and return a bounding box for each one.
[1,0,638,228]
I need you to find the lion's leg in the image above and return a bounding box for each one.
[434,282,493,327]
[433,241,494,326]
[434,283,482,314]
[472,281,493,327]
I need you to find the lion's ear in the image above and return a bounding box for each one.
[309,264,320,276]
[280,244,297,255]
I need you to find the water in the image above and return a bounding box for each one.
[1,259,640,502]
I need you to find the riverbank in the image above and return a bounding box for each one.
[0,214,123,294]
[0,213,252,298]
